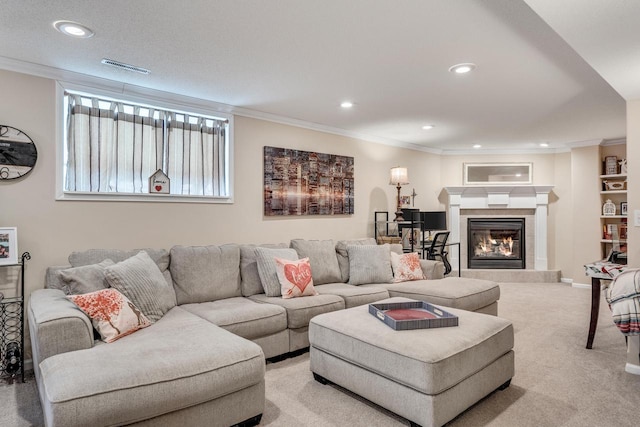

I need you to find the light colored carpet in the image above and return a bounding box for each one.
[2,282,639,426]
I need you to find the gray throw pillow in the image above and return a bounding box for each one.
[290,239,342,285]
[104,251,177,322]
[69,248,170,270]
[68,248,173,290]
[335,238,377,282]
[240,243,288,296]
[255,247,298,297]
[57,259,115,295]
[347,244,393,285]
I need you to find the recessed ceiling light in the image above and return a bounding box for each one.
[539,142,549,148]
[53,20,94,38]
[473,144,482,149]
[340,101,354,109]
[421,125,434,130]
[449,63,476,74]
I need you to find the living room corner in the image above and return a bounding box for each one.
[2,1,640,426]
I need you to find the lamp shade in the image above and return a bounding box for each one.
[389,167,409,185]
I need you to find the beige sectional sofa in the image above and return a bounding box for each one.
[28,238,500,427]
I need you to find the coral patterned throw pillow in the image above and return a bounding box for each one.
[274,257,319,299]
[68,288,151,343]
[390,252,425,283]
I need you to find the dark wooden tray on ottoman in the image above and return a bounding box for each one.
[369,300,458,330]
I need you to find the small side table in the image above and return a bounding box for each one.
[583,261,626,349]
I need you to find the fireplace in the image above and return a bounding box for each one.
[467,218,525,269]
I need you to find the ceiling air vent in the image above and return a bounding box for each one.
[101,58,150,75]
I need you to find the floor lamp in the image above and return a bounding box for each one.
[389,167,409,221]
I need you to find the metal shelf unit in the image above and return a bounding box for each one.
[1,252,30,383]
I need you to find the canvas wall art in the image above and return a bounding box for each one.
[264,146,354,216]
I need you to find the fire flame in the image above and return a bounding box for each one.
[474,233,516,258]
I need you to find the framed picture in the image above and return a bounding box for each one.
[0,227,18,265]
[621,202,628,216]
[401,227,421,250]
[263,146,354,216]
[604,156,618,175]
[400,195,411,207]
[463,163,532,185]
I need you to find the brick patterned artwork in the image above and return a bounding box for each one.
[264,146,354,216]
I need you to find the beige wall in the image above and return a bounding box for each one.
[569,146,602,282]
[550,151,572,275]
[0,69,443,300]
[0,67,628,298]
[438,154,558,187]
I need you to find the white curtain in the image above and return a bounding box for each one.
[66,94,227,196]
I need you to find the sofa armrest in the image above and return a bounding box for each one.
[420,259,445,279]
[28,289,94,373]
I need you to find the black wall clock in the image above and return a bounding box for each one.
[0,125,38,180]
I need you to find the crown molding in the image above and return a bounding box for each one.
[601,137,627,146]
[563,138,603,148]
[440,146,569,155]
[0,55,615,157]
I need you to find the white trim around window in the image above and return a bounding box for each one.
[55,81,234,203]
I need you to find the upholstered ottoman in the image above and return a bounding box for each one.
[309,297,514,427]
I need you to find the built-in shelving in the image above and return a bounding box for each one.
[599,146,627,262]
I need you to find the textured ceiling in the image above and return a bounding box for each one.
[0,0,629,153]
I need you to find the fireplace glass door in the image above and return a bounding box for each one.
[467,218,525,269]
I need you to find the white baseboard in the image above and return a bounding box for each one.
[571,282,591,289]
[625,363,640,375]
[562,277,592,289]
[24,358,33,373]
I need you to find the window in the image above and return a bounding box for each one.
[58,86,232,203]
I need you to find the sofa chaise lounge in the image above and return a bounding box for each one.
[28,238,501,426]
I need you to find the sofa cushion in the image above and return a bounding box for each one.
[347,244,393,285]
[419,259,446,280]
[390,243,404,255]
[375,277,500,312]
[255,247,298,297]
[170,244,241,304]
[335,238,377,282]
[68,248,173,290]
[181,297,287,340]
[68,288,151,342]
[239,243,289,297]
[390,252,425,283]
[104,251,177,322]
[57,259,115,295]
[314,282,389,309]
[290,239,342,285]
[38,306,265,427]
[69,248,170,270]
[249,293,344,329]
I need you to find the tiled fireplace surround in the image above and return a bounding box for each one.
[444,186,554,271]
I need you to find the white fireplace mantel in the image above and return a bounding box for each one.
[444,185,554,271]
